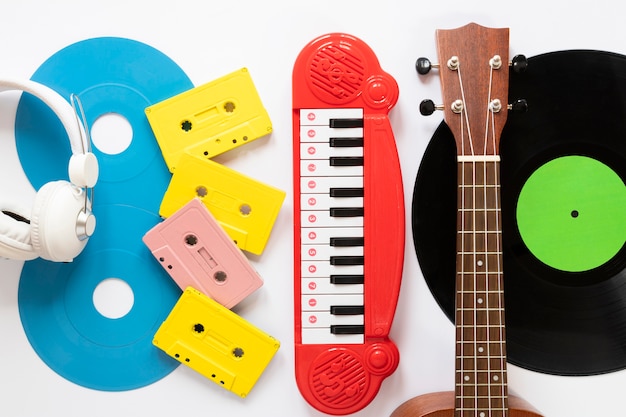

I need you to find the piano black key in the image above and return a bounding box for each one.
[330,275,364,285]
[329,118,364,128]
[331,305,365,315]
[330,137,364,148]
[329,156,364,166]
[330,207,364,217]
[330,236,364,247]
[330,324,365,335]
[330,256,364,266]
[330,187,364,198]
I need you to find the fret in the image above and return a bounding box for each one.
[457,316,506,330]
[457,251,501,255]
[456,357,508,369]
[457,233,502,254]
[457,230,502,234]
[458,209,501,230]
[458,184,500,188]
[457,161,501,185]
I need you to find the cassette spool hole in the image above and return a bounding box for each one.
[214,271,227,283]
[232,347,244,358]
[224,101,235,112]
[185,234,198,246]
[181,120,192,132]
[91,113,133,155]
[92,278,135,319]
[239,203,252,216]
[193,323,205,333]
[196,186,208,197]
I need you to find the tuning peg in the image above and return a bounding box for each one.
[419,99,444,116]
[415,57,440,75]
[510,54,528,73]
[508,98,529,113]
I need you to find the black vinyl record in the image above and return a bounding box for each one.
[413,50,626,376]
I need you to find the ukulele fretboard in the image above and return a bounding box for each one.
[455,160,508,417]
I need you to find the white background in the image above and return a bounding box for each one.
[0,1,624,416]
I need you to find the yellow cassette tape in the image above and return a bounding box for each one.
[159,153,285,255]
[145,67,272,172]
[153,287,280,398]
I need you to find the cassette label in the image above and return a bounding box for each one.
[143,198,263,309]
[153,287,280,397]
[159,154,286,255]
[145,67,272,172]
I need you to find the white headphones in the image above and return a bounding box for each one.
[0,78,98,262]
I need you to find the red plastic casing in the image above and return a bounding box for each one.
[292,33,405,415]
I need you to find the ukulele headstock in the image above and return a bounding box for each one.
[434,23,510,157]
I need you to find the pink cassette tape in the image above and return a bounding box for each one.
[143,198,263,308]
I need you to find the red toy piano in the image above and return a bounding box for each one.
[292,33,405,415]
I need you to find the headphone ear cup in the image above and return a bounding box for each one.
[31,181,89,262]
[0,204,37,260]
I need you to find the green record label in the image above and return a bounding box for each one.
[516,155,626,272]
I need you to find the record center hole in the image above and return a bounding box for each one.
[93,278,134,319]
[91,113,133,155]
[571,210,579,218]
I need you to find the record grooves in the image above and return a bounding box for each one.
[413,50,626,376]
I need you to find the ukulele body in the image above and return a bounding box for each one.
[390,391,543,417]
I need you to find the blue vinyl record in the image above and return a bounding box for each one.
[15,36,194,211]
[18,205,182,391]
[15,37,194,391]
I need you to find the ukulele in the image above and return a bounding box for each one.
[391,23,543,417]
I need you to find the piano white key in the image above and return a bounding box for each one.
[300,160,363,177]
[300,176,363,194]
[301,227,363,245]
[300,108,363,125]
[301,328,364,345]
[302,311,364,328]
[301,210,363,228]
[301,194,364,211]
[302,293,363,311]
[301,244,363,261]
[301,261,364,278]
[300,125,363,143]
[301,277,363,295]
[300,142,363,159]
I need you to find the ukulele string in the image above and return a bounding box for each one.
[456,58,481,416]
[491,104,507,414]
[484,62,495,417]
[455,60,470,415]
[486,58,507,415]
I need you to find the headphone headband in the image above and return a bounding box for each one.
[0,78,98,188]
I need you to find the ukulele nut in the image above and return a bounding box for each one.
[451,99,464,114]
[489,54,503,69]
[447,56,459,70]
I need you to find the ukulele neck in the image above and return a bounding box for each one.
[455,157,508,417]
